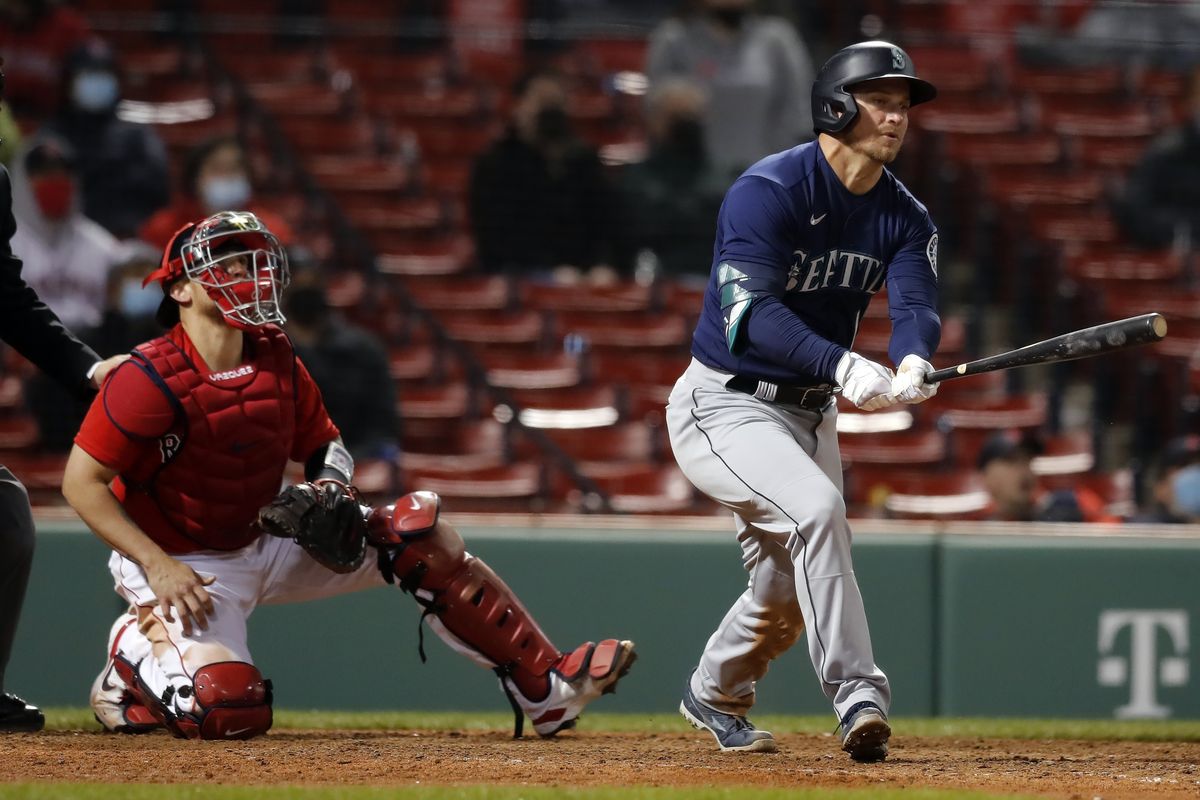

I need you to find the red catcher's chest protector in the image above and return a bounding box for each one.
[127,327,296,551]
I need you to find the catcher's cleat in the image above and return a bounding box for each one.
[0,692,44,733]
[837,701,890,763]
[505,639,637,737]
[679,675,776,752]
[90,658,161,734]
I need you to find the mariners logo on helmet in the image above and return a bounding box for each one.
[811,40,937,136]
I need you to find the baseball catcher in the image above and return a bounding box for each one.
[62,211,635,740]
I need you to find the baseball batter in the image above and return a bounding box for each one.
[62,211,634,740]
[666,41,941,762]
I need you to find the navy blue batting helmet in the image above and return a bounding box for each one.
[811,41,937,135]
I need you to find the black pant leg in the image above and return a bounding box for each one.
[0,466,36,692]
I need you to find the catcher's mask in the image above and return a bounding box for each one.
[145,210,289,331]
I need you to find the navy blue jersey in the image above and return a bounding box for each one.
[691,140,941,385]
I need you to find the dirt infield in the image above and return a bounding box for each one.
[3,728,1199,798]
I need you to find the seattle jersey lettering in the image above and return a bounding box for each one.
[786,248,885,294]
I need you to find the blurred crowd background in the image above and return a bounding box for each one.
[2,0,1200,523]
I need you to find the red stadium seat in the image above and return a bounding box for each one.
[1040,103,1157,138]
[939,393,1049,465]
[1013,66,1125,97]
[406,275,511,311]
[562,464,696,514]
[1064,248,1182,284]
[985,167,1104,207]
[478,351,582,390]
[376,235,475,276]
[1028,209,1119,246]
[438,309,548,346]
[555,312,690,351]
[495,385,624,429]
[839,429,948,467]
[946,132,1061,167]
[0,415,38,450]
[518,281,653,313]
[913,100,1021,135]
[845,469,990,520]
[403,462,545,513]
[516,421,659,467]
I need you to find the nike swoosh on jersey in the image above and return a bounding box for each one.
[810,213,827,225]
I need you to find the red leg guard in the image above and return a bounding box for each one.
[367,495,560,691]
[116,658,273,740]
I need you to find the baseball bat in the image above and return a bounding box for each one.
[925,313,1168,384]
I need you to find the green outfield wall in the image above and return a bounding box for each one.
[10,517,1200,719]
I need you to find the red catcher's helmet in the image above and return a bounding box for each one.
[145,211,290,331]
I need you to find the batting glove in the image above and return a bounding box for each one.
[835,351,897,411]
[891,354,939,405]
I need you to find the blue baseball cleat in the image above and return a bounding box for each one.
[838,701,891,763]
[679,675,776,752]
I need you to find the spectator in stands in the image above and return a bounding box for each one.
[10,133,123,333]
[10,133,127,452]
[469,68,621,283]
[1113,66,1200,249]
[977,431,1115,523]
[283,266,400,461]
[45,39,170,239]
[91,242,163,357]
[139,135,294,250]
[0,0,91,119]
[617,78,726,281]
[1129,435,1200,523]
[645,0,816,176]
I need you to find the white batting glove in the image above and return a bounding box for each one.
[835,351,897,411]
[890,354,939,404]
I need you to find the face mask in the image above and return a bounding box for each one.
[535,106,571,145]
[710,7,748,29]
[200,175,252,213]
[119,280,163,318]
[31,174,73,220]
[71,71,119,113]
[1171,463,1200,517]
[665,117,706,162]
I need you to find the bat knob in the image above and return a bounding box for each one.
[1151,313,1168,339]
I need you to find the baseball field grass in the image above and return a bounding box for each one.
[3,710,1199,800]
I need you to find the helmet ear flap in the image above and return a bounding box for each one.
[814,88,858,135]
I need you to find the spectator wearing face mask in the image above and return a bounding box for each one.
[139,134,294,250]
[9,133,125,452]
[468,68,621,283]
[646,0,815,177]
[44,38,169,239]
[1129,436,1200,524]
[0,0,92,120]
[617,78,727,280]
[9,133,123,332]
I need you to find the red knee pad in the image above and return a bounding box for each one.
[190,662,273,740]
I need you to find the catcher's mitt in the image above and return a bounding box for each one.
[257,481,368,573]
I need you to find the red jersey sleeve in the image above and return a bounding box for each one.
[290,356,341,461]
[75,358,176,472]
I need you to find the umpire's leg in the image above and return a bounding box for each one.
[0,465,42,729]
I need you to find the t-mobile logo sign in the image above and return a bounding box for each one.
[1097,610,1190,718]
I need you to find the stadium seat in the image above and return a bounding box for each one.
[515,421,658,468]
[845,468,990,520]
[839,429,948,467]
[375,235,475,276]
[1064,248,1182,284]
[478,351,582,390]
[495,385,624,429]
[438,309,548,346]
[518,280,653,313]
[939,393,1048,465]
[1028,209,1119,246]
[555,312,690,351]
[562,464,696,514]
[913,99,1022,135]
[403,462,545,513]
[406,275,511,311]
[401,419,510,472]
[946,132,1061,168]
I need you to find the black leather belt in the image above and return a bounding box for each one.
[725,375,834,410]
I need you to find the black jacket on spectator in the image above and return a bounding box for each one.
[0,165,98,397]
[291,322,399,460]
[44,110,169,240]
[1114,121,1200,249]
[469,129,618,273]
